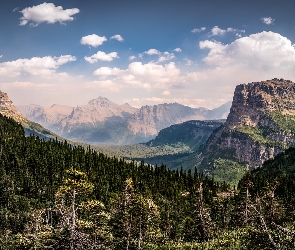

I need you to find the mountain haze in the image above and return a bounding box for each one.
[18,98,230,145]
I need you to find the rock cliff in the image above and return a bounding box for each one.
[198,78,295,185]
[127,103,209,137]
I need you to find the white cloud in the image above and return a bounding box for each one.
[0,55,2,59]
[20,2,80,26]
[81,34,107,47]
[93,67,122,76]
[93,61,181,90]
[84,51,119,63]
[191,27,206,33]
[13,7,19,12]
[0,55,76,77]
[129,55,136,61]
[261,17,275,25]
[162,90,171,96]
[110,34,124,42]
[145,49,161,55]
[184,59,193,66]
[210,26,245,36]
[158,52,175,62]
[200,31,295,70]
[173,48,182,52]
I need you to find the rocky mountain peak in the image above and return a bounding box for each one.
[88,96,112,106]
[0,90,28,123]
[226,78,295,128]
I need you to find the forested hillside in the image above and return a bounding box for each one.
[0,113,295,249]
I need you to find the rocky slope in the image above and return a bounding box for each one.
[0,91,63,140]
[198,78,295,185]
[146,120,225,151]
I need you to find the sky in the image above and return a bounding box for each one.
[1,0,295,109]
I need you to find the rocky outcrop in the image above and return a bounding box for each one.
[0,91,28,123]
[0,90,62,140]
[199,78,295,178]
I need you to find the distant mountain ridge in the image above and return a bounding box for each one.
[18,97,231,145]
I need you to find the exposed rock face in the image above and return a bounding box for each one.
[59,97,138,134]
[0,91,28,123]
[199,78,295,178]
[0,90,62,140]
[17,104,73,129]
[127,103,209,136]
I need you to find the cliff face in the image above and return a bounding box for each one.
[199,79,295,184]
[127,103,209,136]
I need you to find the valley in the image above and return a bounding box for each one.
[1,78,295,248]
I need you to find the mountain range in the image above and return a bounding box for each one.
[2,77,295,188]
[17,97,231,145]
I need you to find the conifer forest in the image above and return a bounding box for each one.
[1,113,295,249]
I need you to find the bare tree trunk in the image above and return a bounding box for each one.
[252,198,280,250]
[70,189,76,250]
[126,214,132,250]
[138,212,142,250]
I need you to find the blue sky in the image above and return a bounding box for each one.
[1,0,295,108]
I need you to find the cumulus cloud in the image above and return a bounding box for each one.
[0,55,2,58]
[93,61,181,90]
[162,90,171,96]
[173,48,182,52]
[19,2,80,26]
[93,67,122,76]
[261,17,275,25]
[191,27,206,33]
[81,34,107,47]
[110,34,124,42]
[200,31,295,71]
[0,55,76,77]
[145,49,161,55]
[84,51,119,63]
[129,55,136,61]
[210,26,245,36]
[158,52,175,62]
[138,49,176,63]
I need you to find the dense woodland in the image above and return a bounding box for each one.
[0,113,295,249]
